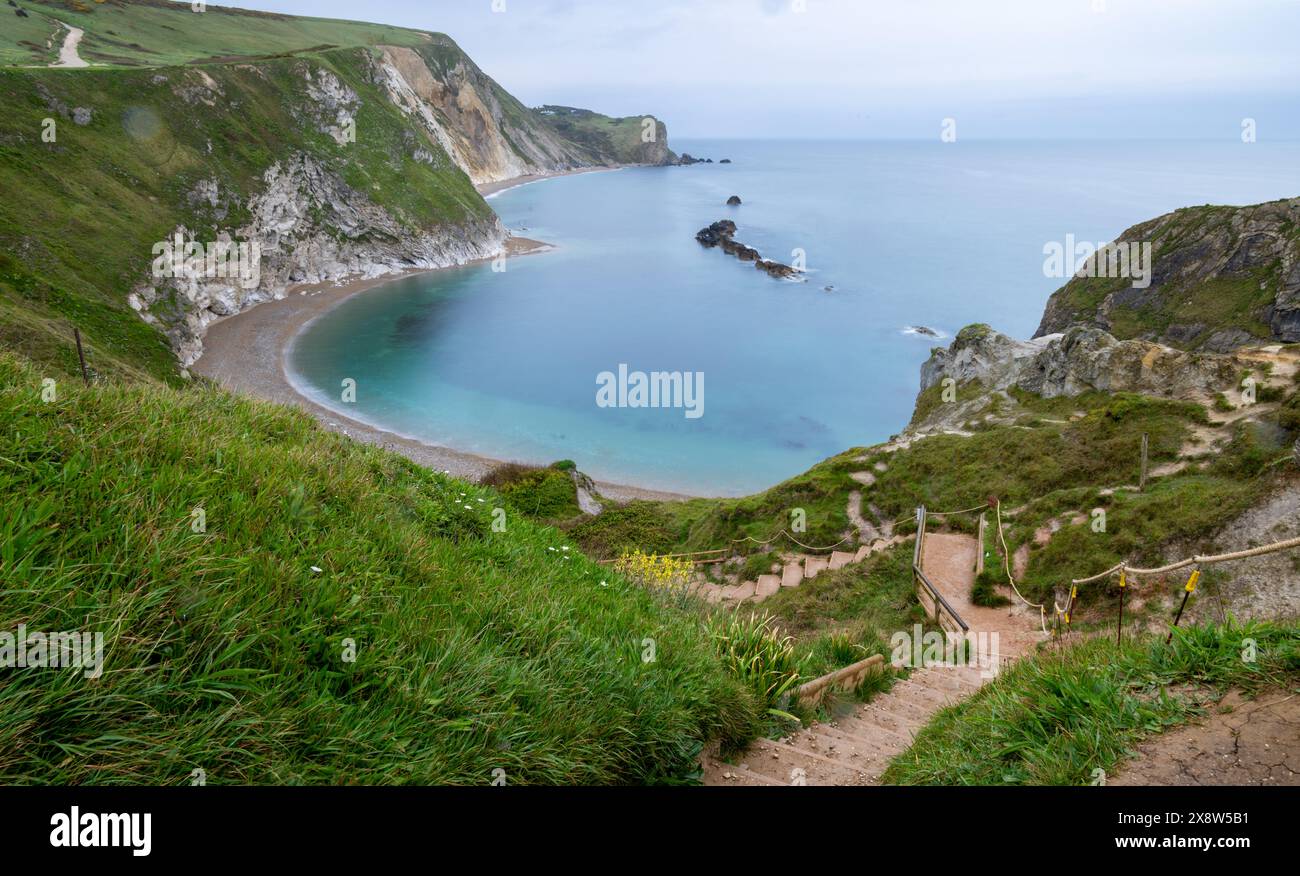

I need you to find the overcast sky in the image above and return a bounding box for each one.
[222,0,1300,140]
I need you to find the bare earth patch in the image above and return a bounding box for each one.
[1110,688,1300,786]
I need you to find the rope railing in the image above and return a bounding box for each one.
[595,527,860,565]
[993,499,1051,635]
[1072,534,1300,584]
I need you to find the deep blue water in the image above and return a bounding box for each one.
[289,139,1299,496]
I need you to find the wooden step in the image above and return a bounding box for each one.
[704,760,788,787]
[781,562,803,588]
[729,581,757,602]
[803,556,829,580]
[829,550,856,570]
[754,574,781,601]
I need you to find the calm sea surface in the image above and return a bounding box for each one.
[289,139,1300,495]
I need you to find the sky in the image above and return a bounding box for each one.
[222,0,1300,140]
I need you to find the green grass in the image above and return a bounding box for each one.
[0,352,763,784]
[758,544,926,691]
[909,376,988,427]
[6,0,432,68]
[1040,201,1300,349]
[567,389,1290,627]
[1,1,63,66]
[883,620,1299,785]
[971,566,1010,607]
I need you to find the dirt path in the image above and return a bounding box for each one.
[1110,689,1300,786]
[703,532,1045,785]
[921,532,1047,660]
[52,22,88,69]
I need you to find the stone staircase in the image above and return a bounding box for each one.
[702,530,1048,786]
[691,535,908,606]
[702,664,987,785]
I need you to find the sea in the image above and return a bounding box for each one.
[288,139,1300,495]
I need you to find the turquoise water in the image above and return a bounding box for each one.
[289,140,1300,496]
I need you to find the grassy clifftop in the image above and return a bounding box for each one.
[536,105,674,167]
[0,352,761,783]
[1036,198,1300,351]
[4,0,431,67]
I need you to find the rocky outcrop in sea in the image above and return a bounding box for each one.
[695,220,801,280]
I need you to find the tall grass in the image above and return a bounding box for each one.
[0,353,761,784]
[705,613,800,715]
[884,620,1299,785]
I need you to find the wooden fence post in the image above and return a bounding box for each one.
[1116,569,1126,645]
[1139,433,1149,492]
[73,328,89,386]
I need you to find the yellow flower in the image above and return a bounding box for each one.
[614,550,694,591]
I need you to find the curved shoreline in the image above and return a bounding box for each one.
[192,183,697,502]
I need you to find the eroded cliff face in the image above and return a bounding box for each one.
[129,153,506,367]
[372,40,675,185]
[911,323,1241,435]
[1036,198,1300,352]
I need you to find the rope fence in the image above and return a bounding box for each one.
[596,500,982,565]
[1071,534,1300,584]
[983,497,1300,642]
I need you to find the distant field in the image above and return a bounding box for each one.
[1,1,63,66]
[4,0,432,67]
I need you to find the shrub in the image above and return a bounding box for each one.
[740,551,778,580]
[706,613,801,714]
[480,462,579,519]
[971,567,1011,607]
